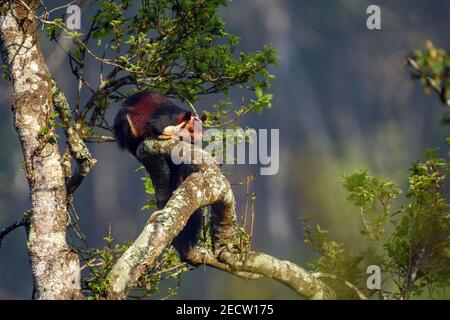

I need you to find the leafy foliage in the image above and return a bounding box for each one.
[302,41,450,300]
[302,216,365,298]
[303,147,450,299]
[385,149,450,298]
[407,41,450,123]
[138,166,157,211]
[43,0,277,132]
[81,232,189,300]
[0,64,9,80]
[342,169,401,240]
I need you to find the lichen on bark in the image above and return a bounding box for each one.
[0,0,83,300]
[106,139,335,300]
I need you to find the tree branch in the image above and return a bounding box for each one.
[107,139,237,299]
[0,210,31,248]
[106,139,335,300]
[51,79,97,194]
[0,0,83,299]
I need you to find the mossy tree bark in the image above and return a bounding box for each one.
[106,140,335,300]
[0,0,83,299]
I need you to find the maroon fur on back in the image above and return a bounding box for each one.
[124,93,171,138]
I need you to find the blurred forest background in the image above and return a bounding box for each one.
[0,0,449,299]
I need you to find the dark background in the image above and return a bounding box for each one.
[1,0,449,299]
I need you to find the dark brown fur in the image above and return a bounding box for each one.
[113,92,207,262]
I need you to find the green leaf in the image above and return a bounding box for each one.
[255,86,262,99]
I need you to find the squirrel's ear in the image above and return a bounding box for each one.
[182,111,192,121]
[200,114,207,122]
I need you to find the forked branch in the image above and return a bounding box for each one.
[106,140,335,300]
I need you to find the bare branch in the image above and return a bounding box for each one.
[0,210,31,248]
[51,80,97,195]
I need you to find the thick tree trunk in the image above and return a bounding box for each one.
[0,0,83,299]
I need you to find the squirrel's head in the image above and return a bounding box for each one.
[163,111,207,144]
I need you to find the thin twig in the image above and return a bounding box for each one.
[206,105,255,128]
[0,210,31,248]
[185,99,199,117]
[152,263,188,277]
[84,136,116,143]
[249,192,256,251]
[315,272,368,300]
